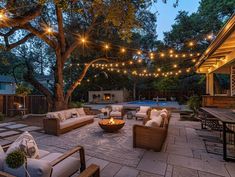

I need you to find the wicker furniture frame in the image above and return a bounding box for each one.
[43,117,94,136]
[106,106,124,119]
[133,109,170,151]
[0,143,100,177]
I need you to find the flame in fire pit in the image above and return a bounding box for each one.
[109,117,115,125]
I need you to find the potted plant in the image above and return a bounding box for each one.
[5,150,30,177]
[187,95,201,118]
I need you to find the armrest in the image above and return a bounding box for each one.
[0,171,16,177]
[43,118,60,135]
[78,164,100,177]
[51,146,86,172]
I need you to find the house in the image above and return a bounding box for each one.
[0,75,16,95]
[195,13,235,108]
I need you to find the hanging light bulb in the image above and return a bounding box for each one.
[121,48,126,53]
[173,64,177,68]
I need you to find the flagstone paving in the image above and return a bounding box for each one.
[0,113,235,177]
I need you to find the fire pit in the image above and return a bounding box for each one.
[98,117,125,132]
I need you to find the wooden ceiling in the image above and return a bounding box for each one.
[196,13,235,73]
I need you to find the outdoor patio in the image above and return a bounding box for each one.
[0,113,235,177]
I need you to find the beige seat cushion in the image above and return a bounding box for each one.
[135,112,148,118]
[110,111,121,117]
[39,149,50,159]
[60,116,94,129]
[41,153,80,177]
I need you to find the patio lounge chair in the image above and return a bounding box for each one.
[108,105,124,119]
[133,108,171,151]
[0,143,100,177]
[135,106,151,120]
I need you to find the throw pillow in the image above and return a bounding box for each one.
[6,132,39,159]
[150,109,160,118]
[71,112,78,118]
[58,113,66,122]
[76,108,86,116]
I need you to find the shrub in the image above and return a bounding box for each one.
[6,150,26,169]
[69,101,83,108]
[187,95,201,115]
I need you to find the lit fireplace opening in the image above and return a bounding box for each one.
[104,93,111,101]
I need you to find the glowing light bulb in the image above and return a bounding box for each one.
[46,26,53,34]
[192,59,196,63]
[105,44,109,49]
[121,48,126,53]
[137,50,142,55]
[129,61,133,65]
[157,68,161,72]
[173,64,177,68]
[182,54,186,58]
[81,37,86,43]
[160,53,165,57]
[137,59,142,63]
[169,49,174,54]
[189,41,194,47]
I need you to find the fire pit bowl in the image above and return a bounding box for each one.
[98,118,125,132]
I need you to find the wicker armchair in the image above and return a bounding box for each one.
[108,105,124,119]
[0,143,100,177]
[133,109,170,151]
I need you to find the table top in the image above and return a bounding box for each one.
[201,107,235,123]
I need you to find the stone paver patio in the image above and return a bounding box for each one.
[0,113,235,177]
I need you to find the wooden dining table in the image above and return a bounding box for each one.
[201,107,235,161]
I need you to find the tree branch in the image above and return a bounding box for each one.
[64,58,109,103]
[55,6,66,52]
[62,41,78,63]
[5,33,34,51]
[0,5,42,28]
[23,23,56,48]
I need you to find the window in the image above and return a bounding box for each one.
[0,83,6,90]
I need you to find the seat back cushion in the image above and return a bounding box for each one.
[111,105,123,112]
[6,131,39,159]
[139,106,150,113]
[76,108,86,116]
[4,158,52,177]
[150,109,161,118]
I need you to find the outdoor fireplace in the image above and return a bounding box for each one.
[103,93,111,101]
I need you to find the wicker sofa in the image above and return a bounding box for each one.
[43,108,94,136]
[0,143,100,177]
[133,109,171,151]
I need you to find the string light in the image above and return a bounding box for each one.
[80,37,86,43]
[173,64,177,68]
[160,53,165,57]
[137,50,142,55]
[121,48,126,53]
[169,49,174,54]
[189,41,194,47]
[137,59,142,63]
[104,44,109,50]
[45,26,53,34]
[0,11,7,21]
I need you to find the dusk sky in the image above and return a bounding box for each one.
[153,0,200,40]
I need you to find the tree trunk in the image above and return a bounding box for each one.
[52,51,68,111]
